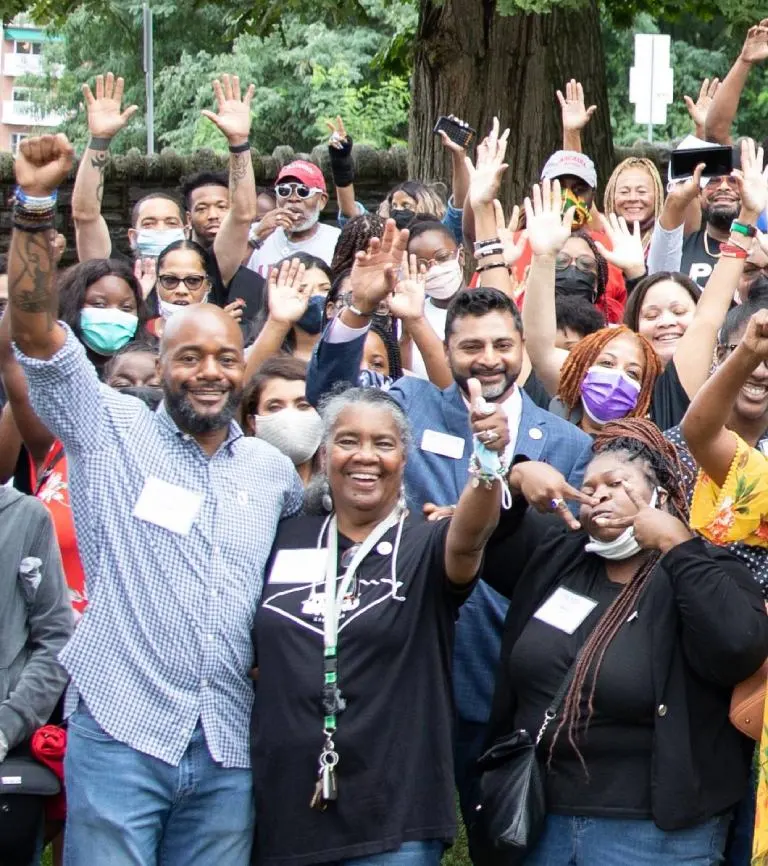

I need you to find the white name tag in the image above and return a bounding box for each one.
[133,477,203,536]
[268,548,328,585]
[533,587,598,635]
[1,776,21,785]
[420,429,465,459]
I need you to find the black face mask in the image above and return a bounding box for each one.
[555,266,597,303]
[391,208,416,230]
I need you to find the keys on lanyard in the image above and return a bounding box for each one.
[310,739,339,810]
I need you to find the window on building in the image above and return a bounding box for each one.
[13,40,42,55]
[11,133,29,154]
[12,88,31,102]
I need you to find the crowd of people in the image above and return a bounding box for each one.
[3,18,768,866]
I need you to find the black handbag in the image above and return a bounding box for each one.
[475,655,580,858]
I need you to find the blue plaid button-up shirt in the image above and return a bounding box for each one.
[16,326,303,767]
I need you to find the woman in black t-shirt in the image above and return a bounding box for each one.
[251,384,505,866]
[474,418,768,866]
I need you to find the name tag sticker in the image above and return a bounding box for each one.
[1,777,21,785]
[533,587,598,635]
[420,429,465,460]
[269,548,328,585]
[133,477,203,536]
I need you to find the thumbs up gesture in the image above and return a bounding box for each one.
[468,377,510,454]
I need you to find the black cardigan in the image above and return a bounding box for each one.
[483,504,768,831]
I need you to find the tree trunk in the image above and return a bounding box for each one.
[409,0,614,215]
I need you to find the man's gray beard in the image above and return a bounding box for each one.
[289,207,321,234]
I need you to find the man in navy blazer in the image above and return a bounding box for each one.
[307,276,592,830]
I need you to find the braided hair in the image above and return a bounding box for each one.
[369,316,403,380]
[330,213,385,279]
[549,418,691,770]
[557,326,661,418]
[603,158,664,252]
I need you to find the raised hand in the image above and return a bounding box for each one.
[133,256,156,300]
[594,214,646,279]
[594,481,691,552]
[82,72,138,140]
[267,258,309,325]
[388,253,426,322]
[465,116,509,209]
[201,74,255,146]
[15,134,75,196]
[349,219,410,313]
[438,114,472,155]
[255,208,299,242]
[508,460,598,531]
[664,162,706,211]
[524,179,574,257]
[731,138,768,217]
[468,378,510,455]
[493,200,527,267]
[326,115,349,150]
[740,308,768,363]
[683,78,720,132]
[556,79,596,133]
[740,20,768,65]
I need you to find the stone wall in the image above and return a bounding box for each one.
[0,142,670,265]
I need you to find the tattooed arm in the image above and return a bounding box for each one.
[72,73,137,262]
[206,74,258,288]
[9,135,74,358]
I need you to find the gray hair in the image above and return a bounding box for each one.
[318,386,412,452]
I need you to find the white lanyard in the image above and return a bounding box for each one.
[321,507,403,651]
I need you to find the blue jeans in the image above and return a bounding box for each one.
[523,813,732,865]
[341,840,444,866]
[63,705,254,866]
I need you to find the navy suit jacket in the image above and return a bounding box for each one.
[307,330,593,723]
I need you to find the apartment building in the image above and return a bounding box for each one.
[0,19,64,153]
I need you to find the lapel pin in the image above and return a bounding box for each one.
[376,541,393,556]
[528,428,543,440]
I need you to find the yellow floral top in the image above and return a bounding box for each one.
[690,432,768,548]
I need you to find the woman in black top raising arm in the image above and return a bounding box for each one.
[474,418,768,866]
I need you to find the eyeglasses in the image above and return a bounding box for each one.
[703,175,739,190]
[415,249,457,271]
[275,183,323,200]
[555,253,598,276]
[158,274,208,291]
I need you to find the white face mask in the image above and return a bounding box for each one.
[252,407,323,466]
[133,228,187,259]
[425,255,463,300]
[584,489,658,561]
[158,295,209,320]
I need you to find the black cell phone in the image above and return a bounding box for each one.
[433,116,477,150]
[669,145,733,180]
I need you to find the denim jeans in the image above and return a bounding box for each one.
[63,704,254,866]
[523,813,732,865]
[341,840,444,866]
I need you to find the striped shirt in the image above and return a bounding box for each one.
[16,326,303,767]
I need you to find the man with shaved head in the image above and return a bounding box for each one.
[8,134,302,865]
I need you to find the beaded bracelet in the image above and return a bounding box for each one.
[15,187,57,213]
[473,237,502,252]
[12,220,55,234]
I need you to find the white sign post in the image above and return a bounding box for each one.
[629,34,674,142]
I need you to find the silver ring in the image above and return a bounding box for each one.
[550,498,565,510]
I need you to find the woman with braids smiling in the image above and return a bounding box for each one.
[474,418,768,866]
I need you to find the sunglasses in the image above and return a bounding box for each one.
[275,183,323,200]
[158,274,207,291]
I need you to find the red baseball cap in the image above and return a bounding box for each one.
[276,160,326,193]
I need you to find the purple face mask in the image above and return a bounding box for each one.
[580,366,641,424]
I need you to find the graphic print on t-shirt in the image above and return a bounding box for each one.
[262,546,408,638]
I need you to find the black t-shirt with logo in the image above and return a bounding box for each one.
[250,514,474,866]
[680,229,722,288]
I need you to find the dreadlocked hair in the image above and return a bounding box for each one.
[570,229,608,304]
[330,213,386,279]
[549,418,691,773]
[603,158,664,253]
[557,326,661,418]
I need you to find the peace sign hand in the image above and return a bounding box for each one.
[326,115,351,153]
[267,258,309,325]
[593,482,691,553]
[508,461,598,531]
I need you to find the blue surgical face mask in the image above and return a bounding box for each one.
[134,228,187,259]
[79,307,138,356]
[296,295,325,335]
